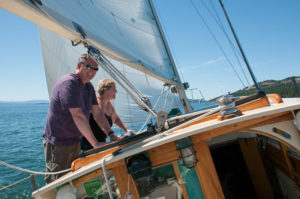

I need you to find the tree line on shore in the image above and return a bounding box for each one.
[232,76,300,98]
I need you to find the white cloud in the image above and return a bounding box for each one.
[203,56,225,65]
[180,56,225,71]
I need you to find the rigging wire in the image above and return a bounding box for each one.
[144,68,155,101]
[170,92,182,110]
[205,0,251,87]
[189,0,246,88]
[163,87,171,110]
[122,63,133,130]
[217,0,261,91]
[138,85,167,132]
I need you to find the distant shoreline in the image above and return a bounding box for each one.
[0,100,49,104]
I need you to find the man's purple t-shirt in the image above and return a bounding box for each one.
[43,73,98,146]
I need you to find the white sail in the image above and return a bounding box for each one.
[39,26,183,132]
[1,0,179,84]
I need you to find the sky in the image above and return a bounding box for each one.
[0,0,299,101]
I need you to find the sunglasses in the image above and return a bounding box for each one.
[85,63,99,71]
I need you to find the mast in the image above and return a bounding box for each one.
[218,0,262,92]
[149,0,192,113]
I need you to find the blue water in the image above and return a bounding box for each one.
[0,101,217,199]
[0,102,48,199]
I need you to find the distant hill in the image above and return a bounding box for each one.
[232,76,300,98]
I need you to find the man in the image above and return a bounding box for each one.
[43,54,119,183]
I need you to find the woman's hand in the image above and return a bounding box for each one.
[124,129,136,137]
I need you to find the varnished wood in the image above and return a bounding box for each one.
[267,94,283,104]
[263,143,300,187]
[246,112,293,128]
[238,138,275,199]
[281,143,295,178]
[72,142,180,189]
[172,162,190,199]
[71,148,118,171]
[263,143,290,175]
[274,128,295,178]
[112,163,140,199]
[191,111,292,143]
[147,142,180,167]
[71,139,142,171]
[243,129,300,154]
[237,96,270,113]
[72,159,140,199]
[194,141,225,199]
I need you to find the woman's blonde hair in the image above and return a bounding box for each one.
[97,79,116,95]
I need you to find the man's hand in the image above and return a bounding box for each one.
[109,133,121,142]
[94,142,107,148]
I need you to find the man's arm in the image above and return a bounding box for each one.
[69,108,104,148]
[91,105,120,141]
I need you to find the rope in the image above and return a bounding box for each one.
[0,160,70,175]
[0,175,32,192]
[189,0,246,88]
[138,86,167,132]
[163,87,171,110]
[205,0,250,87]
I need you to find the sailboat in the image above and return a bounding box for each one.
[1,0,300,199]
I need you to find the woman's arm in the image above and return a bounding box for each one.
[110,103,128,132]
[110,102,136,136]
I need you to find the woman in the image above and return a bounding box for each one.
[81,78,135,151]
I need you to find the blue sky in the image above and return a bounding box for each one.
[0,0,299,101]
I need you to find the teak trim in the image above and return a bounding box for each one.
[238,138,275,199]
[191,111,293,143]
[194,140,225,199]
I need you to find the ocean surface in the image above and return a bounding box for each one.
[0,101,216,199]
[0,102,49,199]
